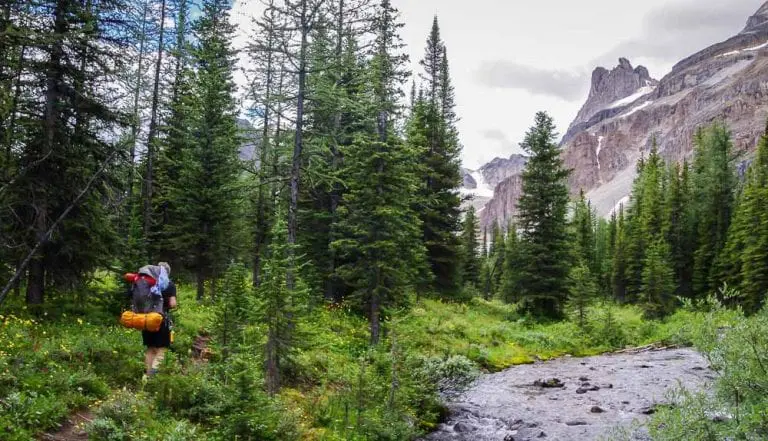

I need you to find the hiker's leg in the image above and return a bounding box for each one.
[144,347,155,374]
[151,347,167,372]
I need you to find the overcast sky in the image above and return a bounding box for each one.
[232,0,763,169]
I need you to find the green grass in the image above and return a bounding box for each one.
[0,281,738,440]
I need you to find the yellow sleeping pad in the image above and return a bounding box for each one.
[120,311,164,332]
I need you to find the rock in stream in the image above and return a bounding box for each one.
[423,348,712,441]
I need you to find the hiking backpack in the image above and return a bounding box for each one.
[129,265,167,314]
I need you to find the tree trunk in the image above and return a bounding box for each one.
[287,0,309,292]
[370,288,380,345]
[26,258,44,305]
[143,0,167,246]
[252,11,275,287]
[325,0,345,303]
[196,271,205,302]
[265,326,279,395]
[128,0,150,205]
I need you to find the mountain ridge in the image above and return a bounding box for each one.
[465,1,768,226]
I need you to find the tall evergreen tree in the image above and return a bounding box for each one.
[332,0,424,345]
[611,205,628,302]
[571,189,596,272]
[499,226,523,304]
[568,262,597,329]
[662,162,695,297]
[516,112,571,318]
[415,17,462,298]
[488,222,506,295]
[718,130,768,312]
[641,240,676,318]
[459,206,481,288]
[167,0,244,300]
[255,215,308,395]
[11,0,128,304]
[691,123,736,296]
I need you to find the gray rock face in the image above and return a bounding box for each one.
[564,58,658,144]
[479,154,528,189]
[562,1,768,217]
[462,168,478,190]
[479,174,524,230]
[460,155,527,228]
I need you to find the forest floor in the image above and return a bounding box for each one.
[424,347,713,441]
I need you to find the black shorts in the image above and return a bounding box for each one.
[142,318,171,348]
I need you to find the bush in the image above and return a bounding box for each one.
[649,299,768,440]
[413,355,478,396]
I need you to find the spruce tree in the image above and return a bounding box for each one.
[416,17,463,298]
[459,206,481,289]
[488,222,506,296]
[332,0,425,345]
[153,0,194,269]
[719,130,768,312]
[568,262,597,329]
[500,226,523,304]
[611,206,628,302]
[663,162,695,297]
[571,189,596,272]
[516,112,571,318]
[691,123,736,296]
[167,0,244,300]
[641,240,676,318]
[254,216,308,395]
[11,0,128,304]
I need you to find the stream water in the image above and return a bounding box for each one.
[424,348,714,441]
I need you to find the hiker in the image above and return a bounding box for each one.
[123,262,177,376]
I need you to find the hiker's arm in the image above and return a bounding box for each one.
[168,296,177,309]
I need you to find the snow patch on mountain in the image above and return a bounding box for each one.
[622,100,653,118]
[718,41,768,57]
[608,85,656,108]
[596,136,604,183]
[460,170,494,198]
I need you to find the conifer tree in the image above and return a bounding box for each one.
[611,206,628,302]
[641,240,676,318]
[416,17,463,298]
[624,145,666,302]
[213,264,251,359]
[500,226,523,304]
[516,112,571,318]
[691,123,736,296]
[488,222,506,295]
[571,189,596,272]
[568,262,597,329]
[719,130,768,312]
[254,216,308,395]
[332,0,425,345]
[246,0,283,287]
[663,162,695,297]
[12,0,128,304]
[459,206,481,288]
[153,0,194,268]
[168,0,244,300]
[594,218,613,297]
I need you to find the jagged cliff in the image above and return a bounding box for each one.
[464,2,768,226]
[460,155,527,228]
[562,2,768,216]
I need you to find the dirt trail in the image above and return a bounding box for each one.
[39,411,93,441]
[425,348,714,441]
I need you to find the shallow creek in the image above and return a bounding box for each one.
[424,348,714,441]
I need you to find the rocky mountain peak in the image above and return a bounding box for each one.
[565,58,657,142]
[743,1,768,34]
